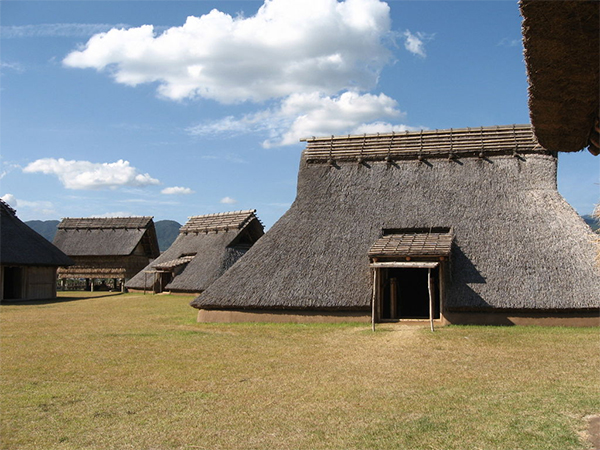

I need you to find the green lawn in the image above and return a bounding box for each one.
[1,292,598,450]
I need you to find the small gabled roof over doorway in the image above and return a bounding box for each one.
[369,228,453,259]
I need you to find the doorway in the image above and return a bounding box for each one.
[3,267,23,300]
[380,267,440,320]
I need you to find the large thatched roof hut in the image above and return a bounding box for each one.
[1,200,73,301]
[126,210,263,294]
[54,217,159,290]
[520,0,599,155]
[191,125,599,326]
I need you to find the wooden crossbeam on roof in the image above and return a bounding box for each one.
[302,125,547,163]
[180,210,260,234]
[58,217,154,230]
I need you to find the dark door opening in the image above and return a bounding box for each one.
[4,267,23,300]
[381,267,440,320]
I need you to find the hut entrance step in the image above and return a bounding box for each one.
[378,267,441,321]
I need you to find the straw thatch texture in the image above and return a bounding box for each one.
[520,0,599,154]
[0,200,73,267]
[126,210,263,293]
[369,229,453,258]
[54,217,159,257]
[192,125,599,313]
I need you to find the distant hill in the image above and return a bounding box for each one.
[155,220,181,252]
[25,219,182,251]
[24,220,60,242]
[582,215,599,232]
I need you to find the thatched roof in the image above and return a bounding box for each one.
[369,229,453,259]
[191,125,599,312]
[520,0,599,154]
[53,216,159,258]
[126,210,263,293]
[0,200,73,267]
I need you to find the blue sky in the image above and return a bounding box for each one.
[1,0,598,228]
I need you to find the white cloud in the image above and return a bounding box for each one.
[402,30,433,58]
[497,37,521,48]
[63,0,392,103]
[11,199,57,218]
[189,91,416,147]
[23,158,160,190]
[1,193,17,208]
[161,186,194,195]
[220,197,237,204]
[1,23,130,39]
[91,212,134,218]
[0,61,25,74]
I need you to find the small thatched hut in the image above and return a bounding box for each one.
[191,125,600,326]
[126,210,263,294]
[520,0,599,155]
[1,200,73,301]
[53,217,159,291]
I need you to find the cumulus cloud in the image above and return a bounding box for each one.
[161,186,194,195]
[1,193,17,208]
[23,158,160,190]
[402,30,433,58]
[189,91,417,146]
[220,197,237,205]
[63,0,392,103]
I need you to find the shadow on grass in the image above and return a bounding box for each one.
[1,292,124,305]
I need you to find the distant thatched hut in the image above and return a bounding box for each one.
[126,210,264,294]
[520,0,599,155]
[53,217,159,291]
[1,200,73,301]
[191,125,600,326]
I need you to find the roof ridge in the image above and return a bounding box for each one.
[300,124,534,142]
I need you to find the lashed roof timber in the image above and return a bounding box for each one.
[181,210,261,234]
[58,216,153,230]
[520,0,599,154]
[0,200,73,267]
[302,125,547,163]
[369,230,453,259]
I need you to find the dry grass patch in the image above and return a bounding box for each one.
[1,292,598,449]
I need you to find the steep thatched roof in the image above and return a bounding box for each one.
[126,210,263,292]
[53,216,159,258]
[192,125,599,312]
[0,200,73,267]
[520,0,599,154]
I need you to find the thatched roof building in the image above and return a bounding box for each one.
[54,217,159,290]
[520,0,599,155]
[126,210,263,294]
[1,200,73,301]
[191,125,600,326]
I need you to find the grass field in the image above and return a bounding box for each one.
[1,292,598,450]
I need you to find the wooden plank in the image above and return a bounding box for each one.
[369,262,439,268]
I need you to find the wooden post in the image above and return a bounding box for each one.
[143,272,147,295]
[371,269,377,332]
[90,278,94,292]
[120,278,124,292]
[428,268,434,332]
